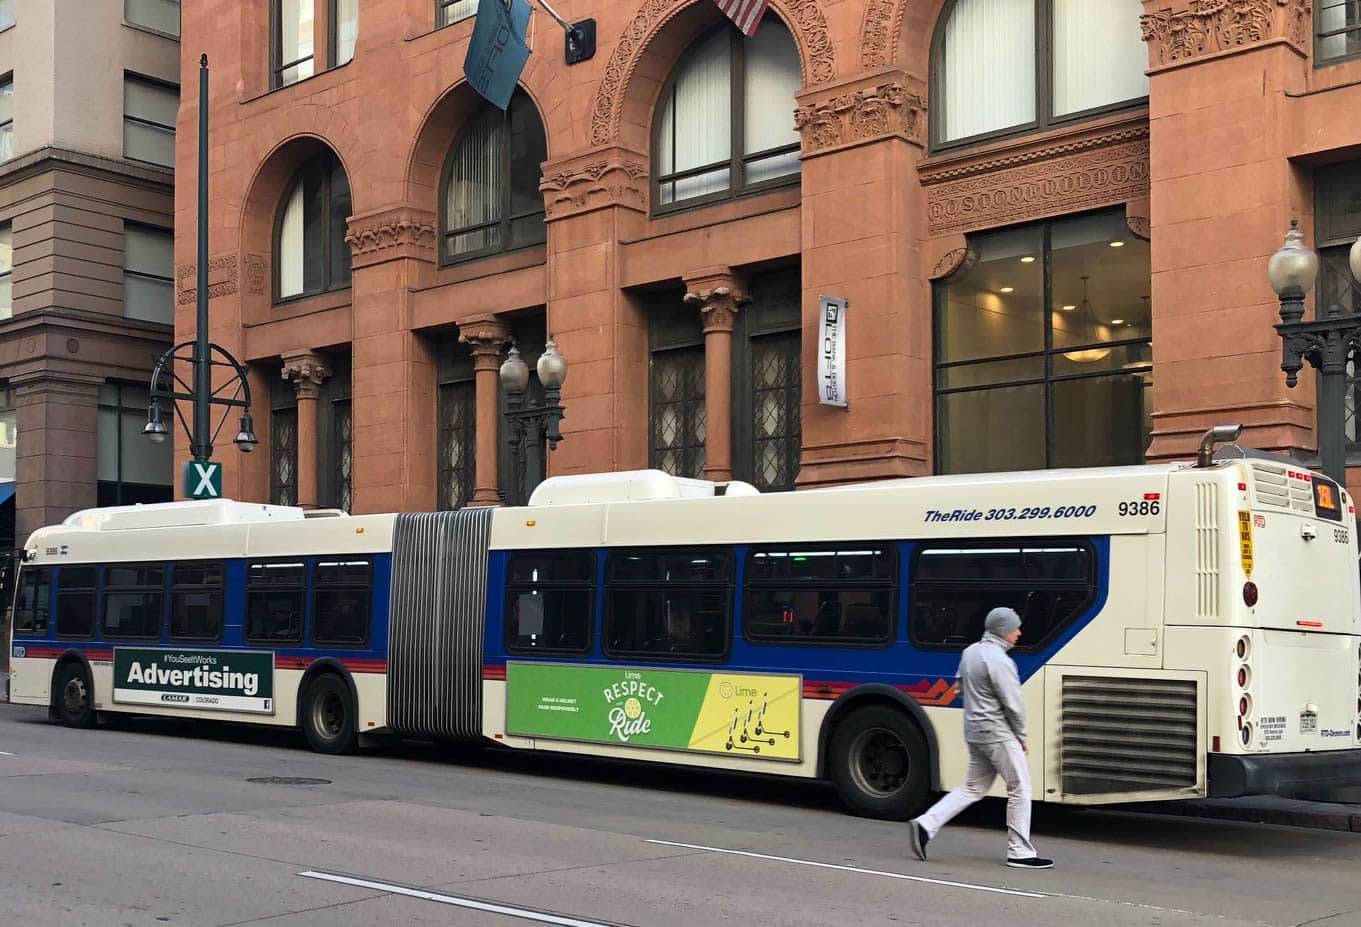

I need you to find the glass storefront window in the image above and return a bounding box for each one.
[934,209,1152,473]
[97,383,173,506]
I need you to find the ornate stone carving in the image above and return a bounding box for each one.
[244,253,267,296]
[1127,215,1152,240]
[860,0,899,69]
[929,247,978,282]
[684,267,749,334]
[457,318,513,372]
[795,78,926,155]
[175,255,239,306]
[1140,0,1311,67]
[345,209,437,260]
[281,350,332,400]
[590,0,835,148]
[923,136,1151,236]
[540,152,648,219]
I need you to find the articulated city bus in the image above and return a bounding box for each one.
[8,428,1361,818]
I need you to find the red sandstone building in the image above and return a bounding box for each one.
[174,0,1361,512]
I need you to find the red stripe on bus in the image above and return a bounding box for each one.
[803,679,959,706]
[273,656,388,673]
[483,665,507,680]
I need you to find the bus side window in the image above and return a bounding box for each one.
[312,559,372,647]
[170,561,226,643]
[55,565,97,639]
[504,551,594,655]
[245,561,306,645]
[12,566,52,637]
[603,548,732,661]
[744,546,895,646]
[909,540,1096,651]
[102,563,166,641]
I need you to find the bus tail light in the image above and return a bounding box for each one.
[1239,695,1251,719]
[1240,722,1253,746]
[1238,665,1251,688]
[1212,735,1221,752]
[1236,635,1251,660]
[1242,582,1258,607]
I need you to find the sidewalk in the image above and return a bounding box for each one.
[1130,795,1361,833]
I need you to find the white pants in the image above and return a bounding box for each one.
[915,738,1036,860]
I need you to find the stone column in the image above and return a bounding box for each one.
[281,351,331,509]
[458,317,512,507]
[13,375,101,543]
[685,268,749,484]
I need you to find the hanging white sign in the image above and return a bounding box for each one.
[817,295,848,409]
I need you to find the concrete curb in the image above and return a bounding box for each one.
[1129,796,1361,833]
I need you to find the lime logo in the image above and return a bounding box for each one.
[624,697,642,720]
[719,681,734,699]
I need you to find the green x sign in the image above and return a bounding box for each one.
[183,460,223,500]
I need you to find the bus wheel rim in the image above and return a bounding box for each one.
[63,676,87,717]
[314,692,344,738]
[848,727,909,798]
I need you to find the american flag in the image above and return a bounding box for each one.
[713,0,770,37]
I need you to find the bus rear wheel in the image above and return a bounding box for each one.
[301,675,358,755]
[829,706,930,820]
[52,662,96,729]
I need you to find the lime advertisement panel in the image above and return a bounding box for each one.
[504,662,800,761]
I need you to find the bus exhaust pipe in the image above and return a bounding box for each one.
[1197,423,1244,468]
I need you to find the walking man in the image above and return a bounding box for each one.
[908,606,1053,869]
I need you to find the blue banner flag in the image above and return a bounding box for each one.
[464,0,532,111]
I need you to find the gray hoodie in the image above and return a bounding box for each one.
[958,631,1028,745]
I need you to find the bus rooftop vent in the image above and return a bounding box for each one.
[62,499,306,531]
[527,469,759,506]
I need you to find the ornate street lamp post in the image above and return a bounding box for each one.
[1269,219,1361,484]
[499,337,568,505]
[143,56,256,496]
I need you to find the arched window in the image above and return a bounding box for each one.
[933,0,1148,147]
[441,90,547,263]
[275,150,352,301]
[653,16,802,210]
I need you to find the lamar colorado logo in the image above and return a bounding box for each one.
[160,694,190,703]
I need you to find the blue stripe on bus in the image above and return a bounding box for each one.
[479,537,1112,701]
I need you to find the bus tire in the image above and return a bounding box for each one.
[829,705,930,820]
[301,674,358,755]
[52,662,96,729]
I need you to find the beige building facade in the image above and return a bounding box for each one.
[0,0,181,546]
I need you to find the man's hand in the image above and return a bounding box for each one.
[1021,741,1029,754]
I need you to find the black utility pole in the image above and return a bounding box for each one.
[192,54,211,462]
[1270,219,1361,485]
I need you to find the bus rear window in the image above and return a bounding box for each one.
[910,540,1095,651]
[12,567,51,637]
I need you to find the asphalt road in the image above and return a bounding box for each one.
[1,703,1359,927]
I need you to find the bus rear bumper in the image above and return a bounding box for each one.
[1208,749,1361,798]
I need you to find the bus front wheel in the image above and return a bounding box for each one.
[52,662,96,729]
[301,675,358,755]
[829,706,930,820]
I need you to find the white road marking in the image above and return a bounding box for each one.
[644,839,1046,899]
[0,751,13,755]
[298,870,630,927]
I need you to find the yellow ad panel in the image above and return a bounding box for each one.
[687,673,801,760]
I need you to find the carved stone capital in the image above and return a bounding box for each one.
[1140,0,1311,70]
[176,253,240,306]
[457,317,513,372]
[282,350,332,400]
[919,116,1151,237]
[540,147,648,220]
[795,69,926,157]
[345,205,437,269]
[684,267,750,334]
[924,235,975,282]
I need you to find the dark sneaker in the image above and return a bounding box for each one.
[908,820,929,861]
[1006,857,1054,869]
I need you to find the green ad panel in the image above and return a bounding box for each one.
[505,662,801,761]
